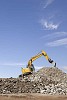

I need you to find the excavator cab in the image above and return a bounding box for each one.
[21,64,35,77]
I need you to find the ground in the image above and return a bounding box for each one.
[0,94,67,100]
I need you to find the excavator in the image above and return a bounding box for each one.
[21,50,56,77]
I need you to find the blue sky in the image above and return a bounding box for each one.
[0,0,67,78]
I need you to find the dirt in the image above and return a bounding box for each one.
[0,94,67,100]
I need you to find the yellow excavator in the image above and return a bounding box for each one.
[21,50,56,77]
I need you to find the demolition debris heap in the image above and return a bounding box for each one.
[0,67,67,95]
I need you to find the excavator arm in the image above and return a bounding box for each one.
[28,50,56,67]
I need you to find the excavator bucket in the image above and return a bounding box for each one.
[52,61,56,67]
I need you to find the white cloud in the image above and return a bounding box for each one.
[40,20,59,30]
[63,67,67,70]
[49,15,55,20]
[61,66,67,73]
[44,0,55,9]
[41,32,67,39]
[47,38,67,47]
[35,66,43,70]
[0,62,26,66]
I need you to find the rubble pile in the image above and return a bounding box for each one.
[0,67,67,95]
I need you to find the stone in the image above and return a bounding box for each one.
[0,67,67,95]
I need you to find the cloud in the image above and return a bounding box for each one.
[61,66,67,73]
[63,67,67,70]
[46,38,67,47]
[0,62,26,66]
[40,20,59,30]
[49,15,55,19]
[35,66,43,70]
[44,0,55,9]
[41,32,67,39]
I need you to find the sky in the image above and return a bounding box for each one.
[0,0,67,78]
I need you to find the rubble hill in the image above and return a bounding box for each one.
[0,67,67,95]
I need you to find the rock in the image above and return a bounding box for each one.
[0,67,67,95]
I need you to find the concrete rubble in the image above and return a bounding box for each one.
[0,67,67,95]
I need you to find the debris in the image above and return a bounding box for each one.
[0,67,67,95]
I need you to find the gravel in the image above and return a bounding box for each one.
[0,67,67,95]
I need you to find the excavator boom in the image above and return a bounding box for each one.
[28,50,56,67]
